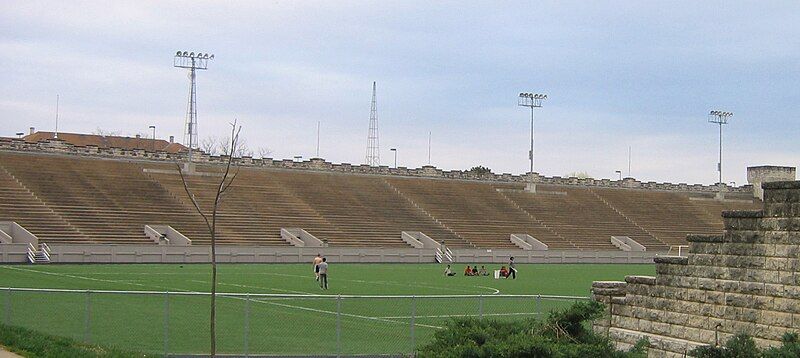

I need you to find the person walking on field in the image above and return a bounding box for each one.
[313,253,323,281]
[318,257,329,290]
[506,256,517,279]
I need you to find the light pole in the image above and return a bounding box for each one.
[708,110,733,184]
[390,148,397,168]
[615,170,622,180]
[149,125,156,152]
[518,92,547,192]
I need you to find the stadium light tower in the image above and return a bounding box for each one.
[174,51,214,164]
[708,110,733,187]
[518,92,547,191]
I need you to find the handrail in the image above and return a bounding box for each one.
[0,287,590,300]
[26,243,36,263]
[40,243,51,260]
[668,245,689,257]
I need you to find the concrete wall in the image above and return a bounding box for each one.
[0,244,659,264]
[747,165,796,200]
[0,138,754,194]
[0,222,39,245]
[592,180,800,357]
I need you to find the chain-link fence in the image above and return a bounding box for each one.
[1,287,587,356]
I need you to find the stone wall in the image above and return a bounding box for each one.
[592,181,800,357]
[747,165,796,200]
[0,137,753,194]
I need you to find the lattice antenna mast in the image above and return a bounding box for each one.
[708,110,733,185]
[174,51,214,163]
[366,81,380,166]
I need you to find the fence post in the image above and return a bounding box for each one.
[336,295,342,358]
[164,291,170,357]
[244,293,250,357]
[4,288,10,325]
[84,290,91,343]
[535,294,541,318]
[410,295,416,355]
[478,295,484,319]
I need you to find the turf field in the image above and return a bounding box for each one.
[0,263,654,356]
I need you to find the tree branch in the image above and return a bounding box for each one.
[176,162,212,232]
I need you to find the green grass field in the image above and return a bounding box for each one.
[0,263,654,356]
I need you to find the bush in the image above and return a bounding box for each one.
[690,332,800,358]
[417,301,647,358]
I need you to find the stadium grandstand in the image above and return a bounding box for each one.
[0,134,767,264]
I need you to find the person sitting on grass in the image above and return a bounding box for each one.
[464,265,473,276]
[471,266,478,276]
[444,265,456,276]
[478,265,488,276]
[499,266,508,278]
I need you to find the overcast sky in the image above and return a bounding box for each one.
[1,1,798,185]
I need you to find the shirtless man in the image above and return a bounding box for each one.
[312,253,323,281]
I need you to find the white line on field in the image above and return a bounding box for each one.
[13,267,502,295]
[476,286,500,294]
[248,298,443,330]
[189,280,313,295]
[0,266,152,288]
[377,312,540,319]
[251,271,492,295]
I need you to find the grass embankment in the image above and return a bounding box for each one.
[0,323,148,358]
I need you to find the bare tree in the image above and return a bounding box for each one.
[200,136,218,155]
[217,136,230,156]
[257,147,272,159]
[176,121,241,357]
[565,171,592,179]
[92,127,121,136]
[235,137,252,157]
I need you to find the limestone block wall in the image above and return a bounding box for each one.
[592,181,800,357]
[747,166,796,200]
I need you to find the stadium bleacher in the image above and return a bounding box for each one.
[0,151,760,249]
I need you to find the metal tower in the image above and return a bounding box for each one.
[365,81,380,166]
[174,51,214,162]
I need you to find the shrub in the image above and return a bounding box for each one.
[691,332,800,358]
[417,301,647,358]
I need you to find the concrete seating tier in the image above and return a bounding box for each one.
[386,178,574,249]
[0,151,758,249]
[270,171,469,248]
[0,169,87,241]
[591,188,760,246]
[0,154,198,244]
[503,185,662,250]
